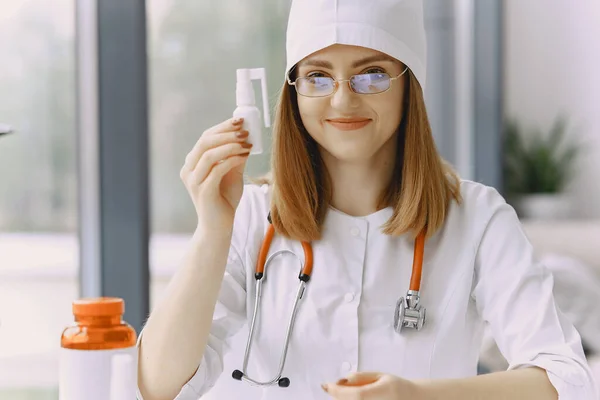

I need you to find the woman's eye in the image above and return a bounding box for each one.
[306,72,327,78]
[364,67,385,74]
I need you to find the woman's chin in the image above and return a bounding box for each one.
[320,143,377,164]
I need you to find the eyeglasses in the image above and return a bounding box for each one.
[287,67,408,97]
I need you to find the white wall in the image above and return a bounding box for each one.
[504,0,600,218]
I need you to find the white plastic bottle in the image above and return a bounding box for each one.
[59,297,137,400]
[233,68,271,155]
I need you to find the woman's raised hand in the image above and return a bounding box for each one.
[179,117,252,235]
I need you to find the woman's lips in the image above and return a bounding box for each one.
[326,118,372,131]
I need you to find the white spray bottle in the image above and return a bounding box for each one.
[233,68,271,155]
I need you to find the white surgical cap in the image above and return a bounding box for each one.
[285,0,428,89]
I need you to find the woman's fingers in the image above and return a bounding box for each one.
[181,117,245,172]
[183,129,249,171]
[338,372,382,387]
[203,153,249,189]
[203,116,244,137]
[189,142,252,185]
[322,372,384,398]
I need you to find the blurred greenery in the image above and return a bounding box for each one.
[148,0,290,233]
[0,2,76,232]
[0,0,290,234]
[503,115,581,195]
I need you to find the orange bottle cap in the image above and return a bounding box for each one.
[73,297,124,317]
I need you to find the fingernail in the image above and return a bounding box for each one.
[241,142,253,149]
[236,130,249,138]
[336,378,348,385]
[232,117,243,125]
[321,384,329,393]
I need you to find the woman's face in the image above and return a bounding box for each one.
[295,44,406,164]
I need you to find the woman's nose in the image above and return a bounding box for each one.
[330,79,360,110]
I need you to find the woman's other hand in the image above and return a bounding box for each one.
[322,372,426,400]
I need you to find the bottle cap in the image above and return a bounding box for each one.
[73,297,124,317]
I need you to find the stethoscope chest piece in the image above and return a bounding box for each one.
[393,290,426,333]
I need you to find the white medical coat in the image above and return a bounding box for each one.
[141,180,598,399]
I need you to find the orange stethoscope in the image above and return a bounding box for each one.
[233,213,426,388]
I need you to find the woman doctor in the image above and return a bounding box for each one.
[137,0,598,399]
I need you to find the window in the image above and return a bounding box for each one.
[147,0,290,397]
[0,1,77,398]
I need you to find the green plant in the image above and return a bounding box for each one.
[503,116,580,195]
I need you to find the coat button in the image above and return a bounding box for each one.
[344,293,355,303]
[341,361,353,372]
[350,227,360,237]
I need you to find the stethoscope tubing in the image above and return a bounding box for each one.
[239,249,307,386]
[234,213,426,388]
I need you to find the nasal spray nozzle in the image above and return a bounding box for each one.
[233,68,271,154]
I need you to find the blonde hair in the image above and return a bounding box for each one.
[254,70,462,242]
